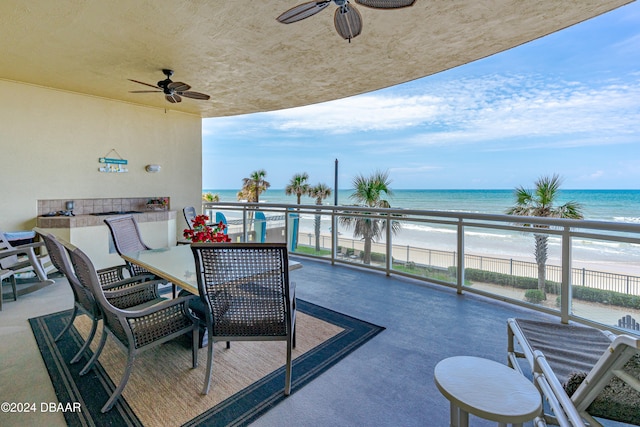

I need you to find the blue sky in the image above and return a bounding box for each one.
[203,2,640,190]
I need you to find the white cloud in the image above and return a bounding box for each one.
[265,94,445,134]
[203,72,640,152]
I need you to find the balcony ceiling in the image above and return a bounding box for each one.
[0,0,631,118]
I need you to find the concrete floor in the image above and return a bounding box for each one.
[0,258,557,426]
[0,275,71,427]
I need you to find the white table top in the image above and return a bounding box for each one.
[122,244,301,295]
[434,356,541,424]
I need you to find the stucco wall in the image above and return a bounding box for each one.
[0,79,202,238]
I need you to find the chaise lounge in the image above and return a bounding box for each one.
[507,317,640,426]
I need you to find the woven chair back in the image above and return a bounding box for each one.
[104,215,152,276]
[68,246,128,343]
[42,233,97,315]
[183,206,197,229]
[104,215,150,254]
[191,243,290,338]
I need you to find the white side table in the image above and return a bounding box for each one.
[434,356,541,427]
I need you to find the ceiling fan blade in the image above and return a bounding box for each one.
[165,94,182,103]
[129,90,162,93]
[354,0,416,8]
[168,82,191,92]
[179,91,211,100]
[128,79,160,89]
[334,4,362,41]
[277,1,331,24]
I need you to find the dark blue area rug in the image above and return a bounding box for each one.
[29,300,384,426]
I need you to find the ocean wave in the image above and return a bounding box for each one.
[613,216,640,223]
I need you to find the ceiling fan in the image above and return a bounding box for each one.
[128,69,211,104]
[277,0,416,42]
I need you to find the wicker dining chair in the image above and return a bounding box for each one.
[67,244,200,413]
[103,214,176,297]
[191,242,296,395]
[40,233,165,368]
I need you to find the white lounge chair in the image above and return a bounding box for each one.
[0,229,55,289]
[507,318,640,427]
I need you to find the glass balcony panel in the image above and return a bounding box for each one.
[291,210,333,257]
[204,201,640,330]
[390,218,457,284]
[460,226,562,313]
[569,235,640,330]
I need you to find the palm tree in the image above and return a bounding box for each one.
[202,192,219,202]
[241,169,270,203]
[339,170,401,265]
[285,173,310,205]
[506,174,584,296]
[308,183,332,252]
[236,187,256,202]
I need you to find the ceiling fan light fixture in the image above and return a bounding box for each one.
[129,69,211,104]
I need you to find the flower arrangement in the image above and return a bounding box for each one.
[146,197,168,210]
[183,214,231,243]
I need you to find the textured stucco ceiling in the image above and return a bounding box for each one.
[0,0,632,118]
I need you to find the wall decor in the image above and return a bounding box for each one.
[99,148,129,173]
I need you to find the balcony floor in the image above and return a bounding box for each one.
[2,256,561,426]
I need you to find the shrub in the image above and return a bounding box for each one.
[370,251,386,262]
[459,268,640,310]
[524,289,546,304]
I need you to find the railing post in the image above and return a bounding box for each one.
[386,213,392,276]
[457,218,465,294]
[627,275,630,294]
[331,208,337,264]
[242,208,248,243]
[561,226,572,324]
[284,208,290,251]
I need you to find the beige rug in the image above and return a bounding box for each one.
[74,311,343,426]
[30,300,385,426]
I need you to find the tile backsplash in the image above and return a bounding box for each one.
[37,197,170,216]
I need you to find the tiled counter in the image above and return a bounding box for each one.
[35,198,177,269]
[36,211,175,228]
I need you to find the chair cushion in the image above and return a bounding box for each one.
[564,354,640,425]
[513,318,612,384]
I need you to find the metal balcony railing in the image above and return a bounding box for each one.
[203,201,640,332]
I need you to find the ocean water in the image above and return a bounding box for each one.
[203,189,640,271]
[205,189,640,223]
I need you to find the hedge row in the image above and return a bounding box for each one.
[454,268,640,310]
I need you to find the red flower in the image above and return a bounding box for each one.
[183,214,230,243]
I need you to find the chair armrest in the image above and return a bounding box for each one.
[532,350,586,427]
[289,281,296,303]
[110,294,198,319]
[0,246,36,259]
[104,278,163,308]
[102,274,156,291]
[11,241,45,250]
[96,265,127,285]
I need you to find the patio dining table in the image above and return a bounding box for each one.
[121,244,301,295]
